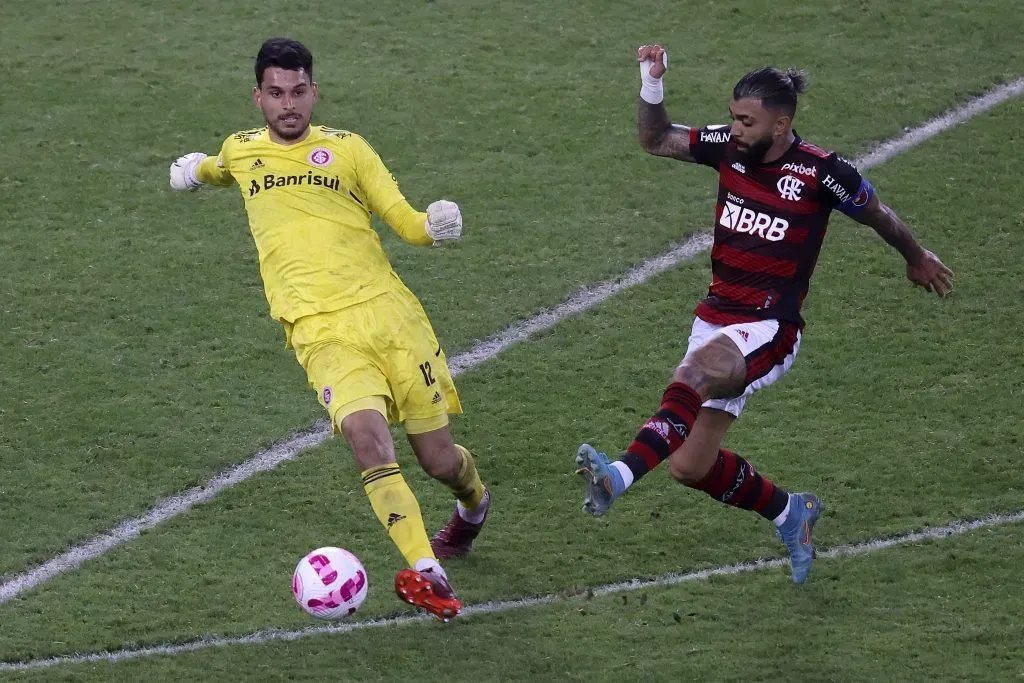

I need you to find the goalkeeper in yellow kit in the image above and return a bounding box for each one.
[168,37,489,620]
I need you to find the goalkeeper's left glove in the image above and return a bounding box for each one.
[169,152,207,191]
[425,200,463,243]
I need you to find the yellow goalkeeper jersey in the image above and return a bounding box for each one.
[195,125,431,323]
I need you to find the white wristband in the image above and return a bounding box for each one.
[639,56,667,104]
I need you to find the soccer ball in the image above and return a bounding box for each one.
[292,546,368,619]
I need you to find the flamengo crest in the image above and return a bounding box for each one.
[777,175,804,201]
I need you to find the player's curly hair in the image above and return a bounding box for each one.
[255,37,313,87]
[733,67,808,117]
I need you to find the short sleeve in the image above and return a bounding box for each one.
[688,125,732,168]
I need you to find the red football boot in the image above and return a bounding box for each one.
[394,568,462,621]
[430,489,491,559]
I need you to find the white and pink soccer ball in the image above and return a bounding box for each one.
[292,546,368,619]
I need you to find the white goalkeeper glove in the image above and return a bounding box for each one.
[425,200,462,243]
[169,152,207,191]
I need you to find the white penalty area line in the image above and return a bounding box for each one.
[1,77,1021,608]
[3,509,1023,673]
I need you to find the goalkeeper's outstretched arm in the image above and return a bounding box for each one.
[169,152,234,191]
[353,134,463,245]
[380,200,462,246]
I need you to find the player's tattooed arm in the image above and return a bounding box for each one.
[854,196,955,296]
[854,196,922,261]
[638,101,695,162]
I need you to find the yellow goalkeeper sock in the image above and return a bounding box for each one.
[449,445,486,510]
[362,464,435,567]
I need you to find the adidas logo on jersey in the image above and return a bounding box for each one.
[249,158,265,171]
[719,201,789,241]
[731,162,746,173]
[781,162,816,178]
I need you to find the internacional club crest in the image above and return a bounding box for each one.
[308,147,333,167]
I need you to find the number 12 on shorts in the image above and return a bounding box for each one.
[418,361,436,387]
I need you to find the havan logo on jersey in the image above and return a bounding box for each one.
[822,174,851,203]
[248,172,343,197]
[701,129,731,143]
[719,201,789,241]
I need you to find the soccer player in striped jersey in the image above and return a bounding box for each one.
[168,38,491,619]
[575,44,953,584]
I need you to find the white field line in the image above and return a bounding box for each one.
[0,232,709,607]
[1,78,1021,607]
[3,509,1022,673]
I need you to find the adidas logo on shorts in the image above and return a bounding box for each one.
[431,391,442,405]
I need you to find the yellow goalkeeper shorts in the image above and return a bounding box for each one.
[284,286,462,434]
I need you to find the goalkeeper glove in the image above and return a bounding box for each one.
[425,200,462,243]
[169,152,207,191]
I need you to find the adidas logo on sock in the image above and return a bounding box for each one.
[386,512,406,529]
[249,158,265,171]
[431,391,442,405]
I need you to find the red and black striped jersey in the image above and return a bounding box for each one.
[688,126,870,327]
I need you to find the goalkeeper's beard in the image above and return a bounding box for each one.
[268,114,310,142]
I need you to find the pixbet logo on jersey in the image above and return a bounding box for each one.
[781,162,817,178]
[719,201,789,241]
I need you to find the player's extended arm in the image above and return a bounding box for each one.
[636,44,695,163]
[357,137,463,245]
[169,153,233,191]
[853,195,954,296]
[381,200,463,246]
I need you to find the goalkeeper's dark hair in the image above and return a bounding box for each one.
[255,37,313,87]
[732,67,808,118]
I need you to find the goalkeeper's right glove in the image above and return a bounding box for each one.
[169,152,207,191]
[425,200,463,243]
